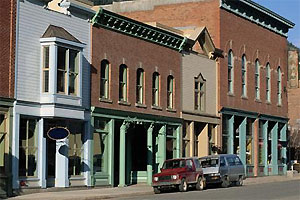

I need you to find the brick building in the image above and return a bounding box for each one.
[0,0,16,196]
[99,0,294,176]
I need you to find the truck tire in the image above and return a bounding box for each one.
[196,177,204,190]
[153,187,161,194]
[236,175,244,186]
[179,178,188,192]
[221,176,230,188]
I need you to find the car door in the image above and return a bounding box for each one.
[234,156,245,178]
[185,159,194,183]
[226,156,237,181]
[219,156,228,178]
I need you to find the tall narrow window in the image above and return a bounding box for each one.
[194,74,206,111]
[57,47,67,93]
[136,68,144,104]
[68,122,83,176]
[119,64,127,101]
[100,60,109,99]
[152,72,160,106]
[255,59,260,99]
[69,50,79,95]
[228,50,234,93]
[277,67,282,105]
[19,117,38,177]
[266,63,271,102]
[241,55,247,97]
[42,46,50,93]
[167,75,174,109]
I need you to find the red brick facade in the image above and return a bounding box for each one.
[91,26,181,118]
[119,0,288,118]
[0,0,16,99]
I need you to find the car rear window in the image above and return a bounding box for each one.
[199,158,219,168]
[163,160,186,169]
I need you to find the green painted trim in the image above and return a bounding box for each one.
[0,97,14,107]
[259,114,288,123]
[91,107,182,125]
[92,8,187,52]
[262,120,268,175]
[271,122,278,175]
[220,0,294,37]
[239,117,247,168]
[221,107,258,118]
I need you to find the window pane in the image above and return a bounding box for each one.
[43,46,49,69]
[57,70,65,93]
[69,50,79,73]
[69,73,76,95]
[43,70,49,93]
[57,47,66,70]
[68,123,83,176]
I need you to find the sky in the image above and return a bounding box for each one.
[252,0,300,48]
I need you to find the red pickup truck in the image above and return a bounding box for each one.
[152,157,205,194]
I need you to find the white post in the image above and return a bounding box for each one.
[12,111,20,189]
[38,118,46,188]
[55,138,69,187]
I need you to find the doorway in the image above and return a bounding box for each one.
[46,137,56,187]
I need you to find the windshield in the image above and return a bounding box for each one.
[199,158,219,168]
[163,160,186,169]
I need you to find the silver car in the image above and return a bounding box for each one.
[199,154,246,187]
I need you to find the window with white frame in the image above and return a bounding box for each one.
[100,60,110,99]
[42,46,50,93]
[167,75,174,109]
[277,67,282,105]
[266,63,271,102]
[119,64,128,101]
[241,55,247,97]
[57,47,79,95]
[228,50,234,93]
[152,72,160,106]
[136,68,144,104]
[255,59,260,99]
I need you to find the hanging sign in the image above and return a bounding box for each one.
[47,127,70,140]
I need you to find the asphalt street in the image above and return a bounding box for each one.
[119,180,300,200]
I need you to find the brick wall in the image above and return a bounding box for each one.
[91,26,181,118]
[0,0,16,99]
[118,0,288,118]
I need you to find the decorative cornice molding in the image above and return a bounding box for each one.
[91,8,187,51]
[220,0,294,37]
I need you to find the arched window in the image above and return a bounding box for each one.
[100,60,109,99]
[277,67,282,105]
[119,64,127,101]
[266,63,271,102]
[255,59,260,99]
[241,55,247,97]
[152,72,160,106]
[167,75,174,109]
[136,68,144,104]
[228,50,234,93]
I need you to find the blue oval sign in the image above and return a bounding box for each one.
[47,127,70,140]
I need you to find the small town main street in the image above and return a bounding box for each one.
[120,180,300,200]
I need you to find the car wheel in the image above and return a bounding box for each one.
[221,176,230,188]
[236,175,243,186]
[196,177,204,190]
[179,178,188,192]
[153,187,161,194]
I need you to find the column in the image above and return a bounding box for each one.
[157,125,166,171]
[119,121,128,187]
[253,119,259,177]
[189,122,195,156]
[239,117,247,167]
[147,123,154,185]
[55,138,69,187]
[108,119,115,186]
[84,119,92,186]
[280,123,287,174]
[38,118,46,188]
[262,121,268,175]
[12,112,20,189]
[49,44,57,94]
[228,115,234,154]
[198,124,209,157]
[271,122,278,175]
[175,126,181,158]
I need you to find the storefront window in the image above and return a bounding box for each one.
[246,118,253,165]
[19,117,38,177]
[0,114,6,174]
[182,122,190,157]
[93,118,108,173]
[166,126,176,159]
[68,122,83,176]
[222,116,229,154]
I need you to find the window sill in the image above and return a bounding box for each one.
[277,103,282,107]
[118,101,131,106]
[241,96,248,100]
[227,92,235,97]
[135,103,147,108]
[166,108,177,113]
[265,101,271,105]
[151,105,162,111]
[255,99,262,103]
[69,176,85,180]
[99,98,113,104]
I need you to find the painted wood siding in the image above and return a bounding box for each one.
[182,54,217,115]
[17,0,91,109]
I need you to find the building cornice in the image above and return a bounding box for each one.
[91,8,187,51]
[220,0,294,37]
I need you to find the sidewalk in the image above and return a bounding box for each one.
[10,174,300,200]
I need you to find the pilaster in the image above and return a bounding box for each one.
[228,115,234,154]
[38,118,46,188]
[239,117,247,166]
[271,122,278,175]
[147,123,154,185]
